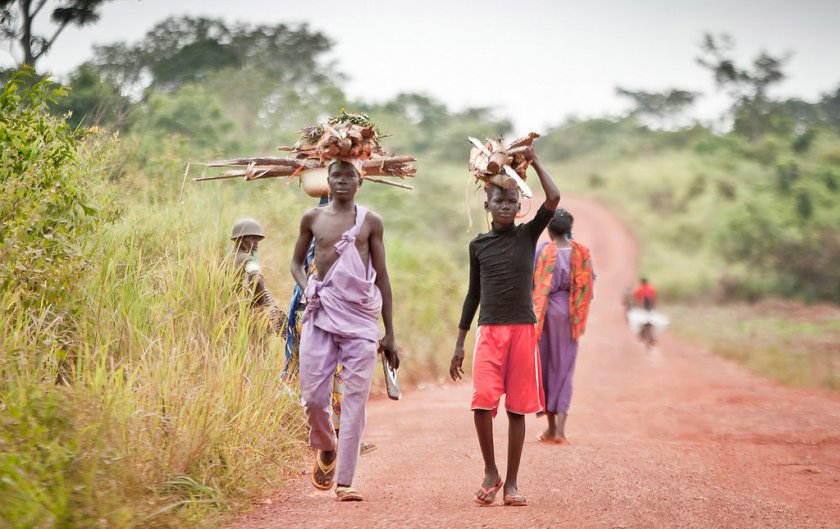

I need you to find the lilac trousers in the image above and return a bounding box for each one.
[298,322,377,486]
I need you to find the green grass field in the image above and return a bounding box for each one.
[669,300,840,389]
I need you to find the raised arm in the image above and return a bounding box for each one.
[369,213,398,367]
[290,210,316,291]
[524,145,560,211]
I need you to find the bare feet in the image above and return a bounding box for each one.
[537,431,569,444]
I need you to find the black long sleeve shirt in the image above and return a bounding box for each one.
[458,205,554,330]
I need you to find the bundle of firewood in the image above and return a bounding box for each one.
[193,111,416,191]
[292,111,381,161]
[468,132,539,197]
[199,156,416,183]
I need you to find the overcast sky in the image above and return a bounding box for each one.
[3,0,839,133]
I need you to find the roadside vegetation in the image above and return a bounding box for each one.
[669,300,840,389]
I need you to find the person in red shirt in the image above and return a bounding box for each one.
[634,278,657,311]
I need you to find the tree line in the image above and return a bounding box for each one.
[2,5,840,303]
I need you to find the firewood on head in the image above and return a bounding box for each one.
[299,125,323,143]
[317,135,334,151]
[360,140,375,158]
[487,151,507,174]
[200,112,415,192]
[506,132,540,149]
[322,144,340,159]
[474,153,490,175]
[338,137,353,155]
[486,173,518,190]
[469,147,480,167]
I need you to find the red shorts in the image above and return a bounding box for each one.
[471,323,544,416]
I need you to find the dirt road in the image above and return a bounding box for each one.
[229,197,840,529]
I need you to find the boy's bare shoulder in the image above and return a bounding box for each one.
[363,208,383,224]
[359,207,384,231]
[301,204,328,222]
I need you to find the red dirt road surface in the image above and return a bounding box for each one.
[228,197,840,529]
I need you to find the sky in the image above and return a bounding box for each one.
[3,0,840,133]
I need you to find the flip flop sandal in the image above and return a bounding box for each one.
[335,486,363,501]
[503,494,528,507]
[310,450,336,491]
[474,478,503,506]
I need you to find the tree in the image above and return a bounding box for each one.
[86,16,344,151]
[91,16,336,94]
[615,87,698,129]
[820,85,840,134]
[0,0,110,68]
[358,92,512,162]
[133,84,229,151]
[697,32,789,141]
[54,62,131,128]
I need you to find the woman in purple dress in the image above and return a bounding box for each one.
[533,209,594,445]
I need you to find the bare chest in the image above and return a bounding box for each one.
[311,213,370,279]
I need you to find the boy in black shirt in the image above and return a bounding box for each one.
[450,144,560,506]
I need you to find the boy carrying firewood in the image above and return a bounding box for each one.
[291,158,398,502]
[450,142,560,507]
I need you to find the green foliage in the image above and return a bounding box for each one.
[53,63,132,129]
[718,157,840,302]
[0,69,102,309]
[0,188,309,527]
[358,92,512,162]
[539,118,709,162]
[615,86,698,128]
[329,109,380,129]
[698,32,789,141]
[132,84,230,151]
[0,383,79,528]
[92,16,334,94]
[84,16,346,154]
[819,86,840,134]
[544,108,840,305]
[669,301,840,390]
[792,127,818,154]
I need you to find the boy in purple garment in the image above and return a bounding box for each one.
[290,160,398,502]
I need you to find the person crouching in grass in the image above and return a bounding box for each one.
[450,144,560,506]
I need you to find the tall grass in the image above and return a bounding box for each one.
[2,161,491,526]
[1,189,308,527]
